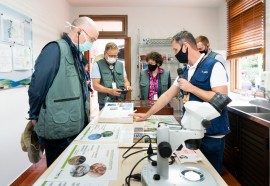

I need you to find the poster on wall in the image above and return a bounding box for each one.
[12,44,32,70]
[0,14,25,45]
[0,3,32,89]
[0,43,12,72]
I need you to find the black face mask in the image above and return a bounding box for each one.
[199,50,208,55]
[175,45,188,64]
[148,64,158,71]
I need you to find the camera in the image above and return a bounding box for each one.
[118,88,127,95]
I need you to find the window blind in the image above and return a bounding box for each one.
[227,0,264,59]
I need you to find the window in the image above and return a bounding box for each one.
[79,15,131,100]
[231,54,263,91]
[80,15,128,38]
[227,0,265,92]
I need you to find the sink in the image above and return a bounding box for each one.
[249,99,270,109]
[250,113,270,121]
[230,106,270,113]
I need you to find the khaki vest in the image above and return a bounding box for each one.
[97,59,125,105]
[140,69,170,100]
[35,39,89,139]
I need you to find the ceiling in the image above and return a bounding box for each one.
[67,0,224,8]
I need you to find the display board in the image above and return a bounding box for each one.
[0,3,32,89]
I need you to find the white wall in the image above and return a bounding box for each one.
[71,6,224,98]
[217,0,227,51]
[0,1,71,185]
[0,0,71,60]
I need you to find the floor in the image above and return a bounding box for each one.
[10,155,241,186]
[10,155,47,186]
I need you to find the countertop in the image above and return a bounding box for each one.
[227,93,270,128]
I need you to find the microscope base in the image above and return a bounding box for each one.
[141,164,217,186]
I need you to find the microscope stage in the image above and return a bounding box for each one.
[141,164,217,186]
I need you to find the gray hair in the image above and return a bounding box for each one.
[172,30,197,49]
[71,16,96,30]
[71,16,99,37]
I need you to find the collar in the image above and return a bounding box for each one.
[187,53,205,69]
[62,33,88,66]
[147,67,164,75]
[206,48,213,56]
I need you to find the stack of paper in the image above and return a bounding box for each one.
[98,102,134,124]
[175,148,202,163]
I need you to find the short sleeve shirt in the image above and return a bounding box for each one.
[173,54,227,88]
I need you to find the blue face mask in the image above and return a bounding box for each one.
[78,32,93,52]
[79,40,93,52]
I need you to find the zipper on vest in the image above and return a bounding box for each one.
[54,96,80,102]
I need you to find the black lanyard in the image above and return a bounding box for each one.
[108,64,116,82]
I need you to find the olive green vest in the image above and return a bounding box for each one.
[35,39,89,140]
[140,69,170,100]
[97,59,125,105]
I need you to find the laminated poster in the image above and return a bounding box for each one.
[76,124,135,146]
[76,124,120,142]
[46,144,118,182]
[145,115,179,126]
[33,179,108,186]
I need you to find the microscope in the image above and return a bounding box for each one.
[141,93,231,186]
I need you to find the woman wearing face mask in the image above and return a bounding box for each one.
[92,42,132,110]
[140,52,171,100]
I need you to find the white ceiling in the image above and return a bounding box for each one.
[67,0,224,8]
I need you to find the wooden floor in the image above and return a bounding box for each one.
[10,155,47,186]
[10,155,241,186]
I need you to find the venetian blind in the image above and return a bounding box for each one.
[227,0,264,59]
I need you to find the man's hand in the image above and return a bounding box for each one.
[110,89,122,96]
[31,120,37,126]
[178,78,194,93]
[129,113,148,122]
[126,85,133,91]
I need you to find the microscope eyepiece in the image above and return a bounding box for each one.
[209,92,232,113]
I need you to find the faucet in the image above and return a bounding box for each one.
[260,87,270,101]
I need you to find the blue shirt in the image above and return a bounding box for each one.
[28,42,60,120]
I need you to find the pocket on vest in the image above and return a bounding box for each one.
[65,57,78,77]
[140,82,148,99]
[115,72,124,82]
[102,72,112,87]
[53,110,69,123]
[194,73,209,86]
[52,96,82,123]
[69,110,81,122]
[161,80,168,91]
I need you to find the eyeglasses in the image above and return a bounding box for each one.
[82,29,97,43]
[106,53,118,58]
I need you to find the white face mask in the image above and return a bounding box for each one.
[107,57,117,64]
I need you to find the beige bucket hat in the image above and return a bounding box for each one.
[21,121,44,163]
